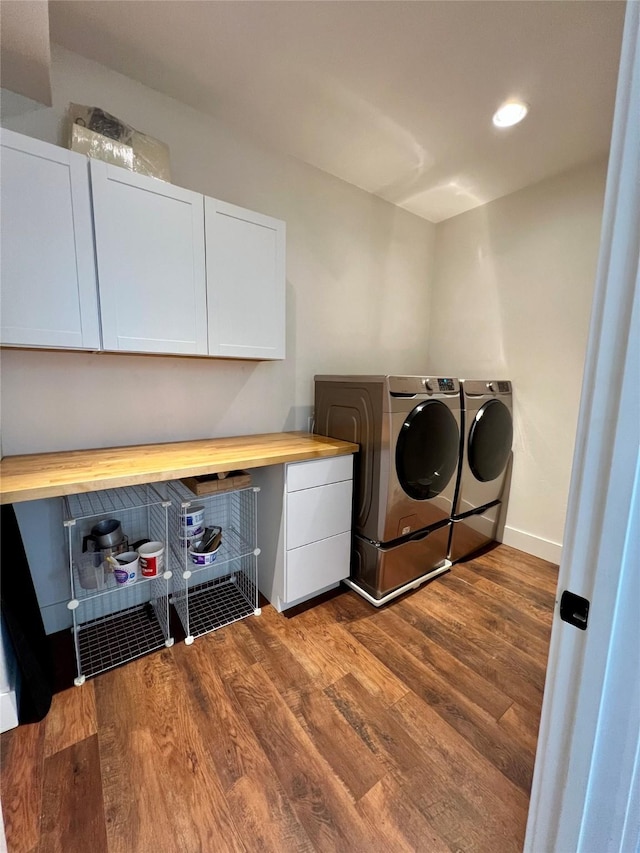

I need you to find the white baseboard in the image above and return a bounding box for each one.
[502,525,562,564]
[0,689,19,734]
[0,619,19,733]
[1,797,7,853]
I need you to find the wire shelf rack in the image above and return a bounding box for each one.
[64,484,166,520]
[171,571,258,640]
[167,480,260,642]
[71,554,166,603]
[72,572,169,620]
[63,484,173,684]
[73,602,169,682]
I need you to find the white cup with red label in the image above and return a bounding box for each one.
[138,541,165,577]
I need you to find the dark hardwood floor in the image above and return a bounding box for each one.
[1,543,557,853]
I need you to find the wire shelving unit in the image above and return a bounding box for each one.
[167,479,261,644]
[63,484,173,684]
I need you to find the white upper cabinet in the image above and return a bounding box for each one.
[205,198,285,360]
[91,160,207,356]
[0,129,100,350]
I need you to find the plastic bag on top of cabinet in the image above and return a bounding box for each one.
[67,103,171,182]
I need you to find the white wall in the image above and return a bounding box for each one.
[0,0,52,107]
[1,45,435,456]
[0,46,435,630]
[0,45,607,594]
[427,161,608,561]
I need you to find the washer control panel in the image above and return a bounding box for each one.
[486,380,512,394]
[388,376,460,396]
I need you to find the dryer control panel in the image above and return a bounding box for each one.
[463,379,512,396]
[424,377,459,395]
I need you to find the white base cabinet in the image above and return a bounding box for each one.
[253,455,354,612]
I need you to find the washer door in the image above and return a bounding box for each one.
[395,400,460,500]
[468,399,513,482]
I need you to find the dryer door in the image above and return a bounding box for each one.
[468,399,513,482]
[395,400,460,500]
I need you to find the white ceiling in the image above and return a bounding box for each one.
[48,0,626,222]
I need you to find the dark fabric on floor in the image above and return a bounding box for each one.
[1,504,53,723]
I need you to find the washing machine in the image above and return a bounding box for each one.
[314,375,461,603]
[449,379,513,562]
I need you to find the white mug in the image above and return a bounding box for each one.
[138,541,164,577]
[114,551,139,585]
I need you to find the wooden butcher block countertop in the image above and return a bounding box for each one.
[0,432,358,504]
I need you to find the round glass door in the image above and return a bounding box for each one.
[468,400,513,482]
[395,400,460,500]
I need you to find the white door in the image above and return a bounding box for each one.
[205,198,285,360]
[0,129,100,350]
[525,4,640,851]
[91,160,207,355]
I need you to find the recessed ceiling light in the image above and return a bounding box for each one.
[492,100,529,128]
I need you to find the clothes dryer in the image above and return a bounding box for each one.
[314,375,461,603]
[449,379,513,562]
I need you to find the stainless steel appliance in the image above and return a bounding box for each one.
[449,379,513,562]
[314,375,461,604]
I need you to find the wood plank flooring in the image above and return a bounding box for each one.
[0,543,557,853]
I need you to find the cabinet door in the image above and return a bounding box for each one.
[286,480,353,550]
[205,198,285,360]
[0,129,100,350]
[91,160,207,355]
[286,532,351,603]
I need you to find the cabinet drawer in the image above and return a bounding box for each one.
[285,532,351,603]
[286,480,352,550]
[286,455,353,492]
